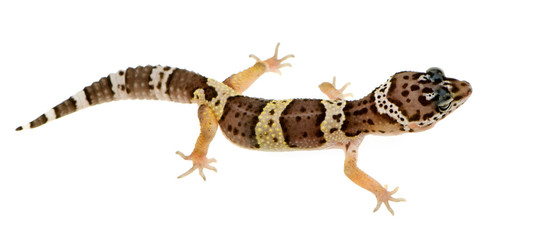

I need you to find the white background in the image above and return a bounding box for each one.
[1,0,555,239]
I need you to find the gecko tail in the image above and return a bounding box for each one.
[16,65,207,131]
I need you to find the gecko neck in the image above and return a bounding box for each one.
[342,90,405,137]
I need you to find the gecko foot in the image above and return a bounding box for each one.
[176,151,217,181]
[373,185,406,216]
[318,76,354,100]
[249,43,294,75]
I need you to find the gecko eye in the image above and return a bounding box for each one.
[426,67,445,83]
[435,87,453,112]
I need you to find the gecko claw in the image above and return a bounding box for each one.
[176,151,217,181]
[250,43,294,75]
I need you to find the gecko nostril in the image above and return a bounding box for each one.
[462,81,472,97]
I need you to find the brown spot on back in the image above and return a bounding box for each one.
[203,86,218,101]
[409,110,421,121]
[389,77,397,92]
[344,101,355,111]
[388,98,403,107]
[370,105,378,114]
[353,107,368,116]
[423,112,435,120]
[418,96,432,106]
[412,73,424,80]
[345,130,361,137]
[422,87,434,93]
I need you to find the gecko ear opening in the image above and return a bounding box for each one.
[426,67,444,83]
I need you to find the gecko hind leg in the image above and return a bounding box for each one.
[249,43,295,75]
[223,43,294,94]
[176,104,219,181]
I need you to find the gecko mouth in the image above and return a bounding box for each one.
[438,101,452,112]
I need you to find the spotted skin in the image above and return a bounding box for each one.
[16,45,472,215]
[219,96,269,149]
[279,99,327,148]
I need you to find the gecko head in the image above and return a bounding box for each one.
[375,67,472,132]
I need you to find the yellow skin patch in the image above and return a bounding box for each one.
[255,99,293,150]
[321,100,348,143]
[202,78,239,119]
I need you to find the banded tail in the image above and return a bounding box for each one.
[16,65,210,131]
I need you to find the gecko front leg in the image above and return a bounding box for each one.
[343,140,405,215]
[176,104,218,181]
[319,76,353,100]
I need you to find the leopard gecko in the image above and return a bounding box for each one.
[16,44,472,215]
